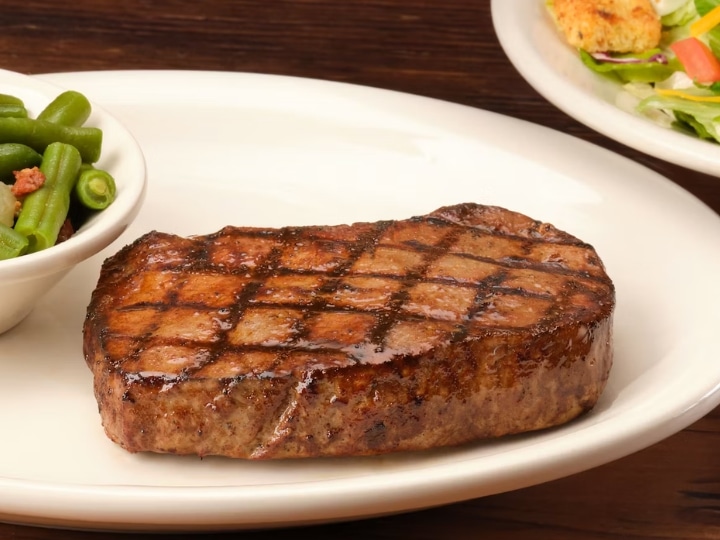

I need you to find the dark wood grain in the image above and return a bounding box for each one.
[0,1,718,538]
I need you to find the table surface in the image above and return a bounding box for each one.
[1,1,719,538]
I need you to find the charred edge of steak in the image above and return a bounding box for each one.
[83,203,615,459]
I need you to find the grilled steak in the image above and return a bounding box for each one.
[83,203,615,459]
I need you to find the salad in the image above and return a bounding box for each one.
[552,0,720,143]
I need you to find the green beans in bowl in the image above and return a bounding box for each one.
[0,68,146,334]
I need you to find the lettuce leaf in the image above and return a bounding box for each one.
[674,110,717,138]
[637,93,720,141]
[579,50,682,83]
[662,0,698,27]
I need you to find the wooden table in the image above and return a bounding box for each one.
[1,1,718,538]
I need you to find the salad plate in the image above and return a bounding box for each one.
[0,70,719,531]
[491,0,720,177]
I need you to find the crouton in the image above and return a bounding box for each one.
[553,0,661,53]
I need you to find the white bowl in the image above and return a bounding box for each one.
[0,69,146,334]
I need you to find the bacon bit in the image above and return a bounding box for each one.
[11,167,46,197]
[56,218,74,244]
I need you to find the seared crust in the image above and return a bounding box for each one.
[553,0,661,53]
[83,203,615,459]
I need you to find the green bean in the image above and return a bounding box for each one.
[0,117,102,163]
[14,142,82,253]
[0,104,27,118]
[0,223,28,260]
[37,90,91,127]
[0,94,27,118]
[0,143,42,182]
[0,94,24,106]
[74,165,116,210]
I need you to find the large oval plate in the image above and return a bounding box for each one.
[0,70,718,531]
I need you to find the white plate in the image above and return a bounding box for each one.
[0,70,718,532]
[491,0,720,177]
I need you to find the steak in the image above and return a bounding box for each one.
[83,203,615,459]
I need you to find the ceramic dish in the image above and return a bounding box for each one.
[0,70,718,532]
[0,68,146,333]
[491,0,720,177]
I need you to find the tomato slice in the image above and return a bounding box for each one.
[670,37,720,84]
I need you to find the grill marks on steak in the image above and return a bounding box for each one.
[84,203,615,459]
